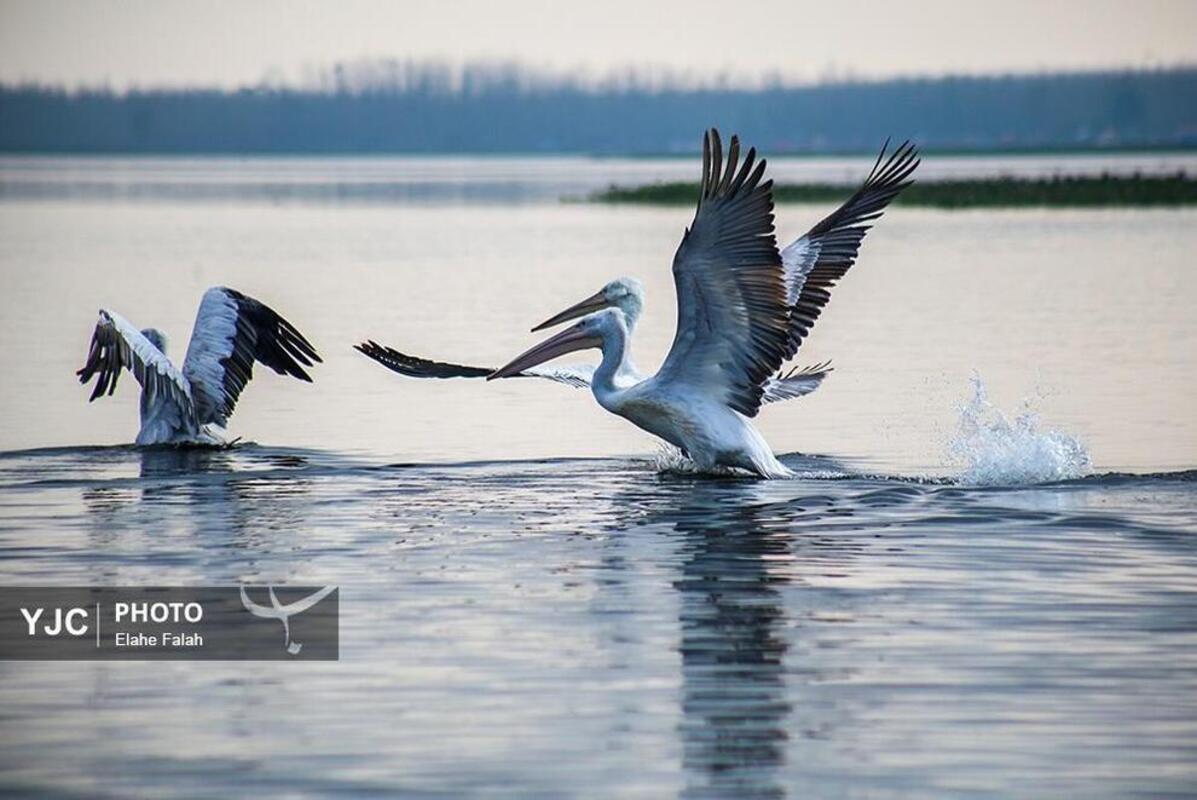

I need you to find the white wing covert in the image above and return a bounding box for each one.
[760,361,833,405]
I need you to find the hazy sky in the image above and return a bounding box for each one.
[2,0,1195,88]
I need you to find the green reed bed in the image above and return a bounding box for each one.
[589,172,1197,208]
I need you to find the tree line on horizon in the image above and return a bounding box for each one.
[0,65,1194,154]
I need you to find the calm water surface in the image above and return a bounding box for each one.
[0,156,1195,797]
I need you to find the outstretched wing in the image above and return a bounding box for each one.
[77,309,194,414]
[761,361,833,405]
[355,340,593,389]
[780,140,919,361]
[355,341,490,379]
[182,287,321,427]
[653,129,791,418]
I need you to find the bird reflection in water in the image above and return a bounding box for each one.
[667,486,795,799]
[80,445,315,550]
[607,471,866,800]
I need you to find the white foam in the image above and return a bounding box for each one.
[948,373,1091,486]
[650,444,737,477]
[649,444,849,480]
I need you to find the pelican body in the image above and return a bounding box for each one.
[490,130,919,478]
[494,306,791,476]
[77,287,322,445]
[586,309,788,476]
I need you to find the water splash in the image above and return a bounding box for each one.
[650,444,850,480]
[650,444,737,477]
[948,373,1090,486]
[650,443,693,474]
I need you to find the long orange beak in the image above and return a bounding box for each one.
[488,323,601,380]
[531,289,609,332]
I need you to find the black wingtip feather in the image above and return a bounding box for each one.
[669,128,791,417]
[780,139,920,362]
[356,339,493,380]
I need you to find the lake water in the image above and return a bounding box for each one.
[1,154,1195,797]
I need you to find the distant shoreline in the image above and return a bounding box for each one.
[0,146,1196,159]
[588,174,1197,208]
[3,67,1195,155]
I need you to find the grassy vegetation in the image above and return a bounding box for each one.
[589,172,1197,208]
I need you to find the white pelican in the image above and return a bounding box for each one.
[488,130,919,477]
[355,277,832,402]
[77,286,321,445]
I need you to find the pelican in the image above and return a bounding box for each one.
[77,286,322,445]
[355,277,643,389]
[356,277,832,402]
[488,130,919,477]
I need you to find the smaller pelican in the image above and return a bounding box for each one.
[77,286,321,445]
[355,276,831,401]
[488,130,918,477]
[355,278,646,390]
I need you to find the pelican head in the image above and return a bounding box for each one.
[532,277,644,332]
[141,328,168,354]
[491,309,625,380]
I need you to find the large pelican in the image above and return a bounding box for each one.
[77,286,321,445]
[488,130,919,477]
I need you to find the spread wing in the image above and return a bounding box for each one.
[781,140,919,361]
[761,361,832,405]
[653,129,791,418]
[182,287,321,427]
[77,309,195,416]
[355,340,593,389]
